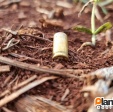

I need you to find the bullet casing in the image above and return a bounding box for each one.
[53,32,68,59]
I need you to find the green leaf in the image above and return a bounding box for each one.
[94,22,112,35]
[72,25,92,35]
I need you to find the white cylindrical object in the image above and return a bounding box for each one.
[53,32,68,59]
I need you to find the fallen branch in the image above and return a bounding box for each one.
[0,56,79,78]
[0,76,56,107]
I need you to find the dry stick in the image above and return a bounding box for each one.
[2,73,13,87]
[2,28,52,42]
[1,34,12,47]
[9,53,40,63]
[12,75,37,90]
[61,88,70,101]
[0,76,56,107]
[2,107,14,112]
[0,65,10,73]
[57,69,90,74]
[78,0,92,17]
[8,75,18,88]
[2,38,20,51]
[0,90,10,98]
[19,34,52,42]
[0,0,21,8]
[0,75,37,98]
[0,56,78,78]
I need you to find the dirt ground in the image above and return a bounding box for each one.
[0,0,113,112]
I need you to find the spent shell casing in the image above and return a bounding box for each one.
[53,32,68,59]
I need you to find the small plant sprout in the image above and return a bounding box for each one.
[73,0,112,51]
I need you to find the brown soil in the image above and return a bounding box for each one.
[0,0,113,112]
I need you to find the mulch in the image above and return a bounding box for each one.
[0,0,113,112]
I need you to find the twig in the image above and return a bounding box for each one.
[8,75,18,88]
[2,34,13,46]
[0,56,79,78]
[2,107,14,112]
[0,90,10,98]
[40,47,52,51]
[2,38,20,51]
[0,75,37,98]
[57,69,90,74]
[78,0,93,17]
[2,72,13,87]
[61,88,70,101]
[2,28,52,42]
[12,75,37,90]
[0,0,21,8]
[0,65,10,72]
[19,34,52,42]
[9,53,40,63]
[0,76,56,107]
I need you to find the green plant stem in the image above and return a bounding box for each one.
[91,35,96,46]
[91,2,96,46]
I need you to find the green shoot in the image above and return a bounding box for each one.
[73,0,112,51]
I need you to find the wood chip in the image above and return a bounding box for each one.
[56,1,73,8]
[19,1,30,7]
[39,18,63,28]
[0,76,57,107]
[15,95,71,112]
[61,88,70,101]
[0,65,10,73]
[18,11,26,20]
[54,63,64,69]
